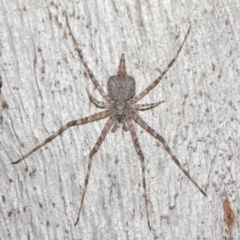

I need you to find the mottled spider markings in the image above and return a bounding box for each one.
[12,18,206,230]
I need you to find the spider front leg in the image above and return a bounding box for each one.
[127,117,151,230]
[132,113,206,197]
[12,110,110,164]
[75,116,115,226]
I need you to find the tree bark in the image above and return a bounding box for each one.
[1,1,239,239]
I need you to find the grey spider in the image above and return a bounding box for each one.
[12,19,206,230]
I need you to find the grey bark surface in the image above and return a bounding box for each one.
[1,1,239,239]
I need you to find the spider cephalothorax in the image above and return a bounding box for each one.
[13,17,206,230]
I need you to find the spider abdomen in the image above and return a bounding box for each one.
[107,75,135,101]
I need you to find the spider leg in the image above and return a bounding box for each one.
[86,88,109,109]
[111,121,119,132]
[132,113,207,197]
[65,15,111,102]
[131,26,191,104]
[12,110,110,164]
[75,116,115,226]
[122,121,129,131]
[127,117,151,230]
[133,100,165,111]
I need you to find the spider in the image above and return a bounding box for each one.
[12,19,206,230]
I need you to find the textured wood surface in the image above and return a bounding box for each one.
[1,1,239,239]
